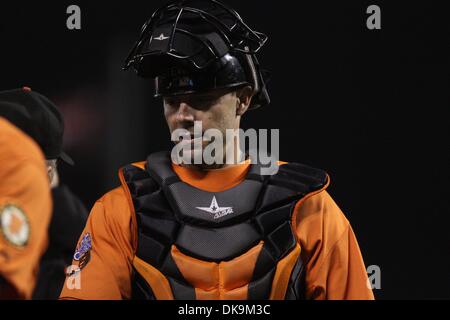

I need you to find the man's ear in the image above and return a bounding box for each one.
[236,86,254,116]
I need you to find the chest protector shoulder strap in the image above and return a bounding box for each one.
[120,151,328,300]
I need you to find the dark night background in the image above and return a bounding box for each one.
[0,1,448,299]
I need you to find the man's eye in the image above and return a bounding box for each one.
[164,98,178,106]
[192,96,216,108]
[194,98,210,105]
[164,95,217,109]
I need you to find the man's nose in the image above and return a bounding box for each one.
[176,102,195,123]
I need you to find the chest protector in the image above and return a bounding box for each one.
[119,152,328,300]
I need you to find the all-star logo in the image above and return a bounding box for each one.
[154,33,169,41]
[196,196,234,219]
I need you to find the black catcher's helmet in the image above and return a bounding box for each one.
[123,0,270,109]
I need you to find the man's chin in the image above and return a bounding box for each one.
[172,145,201,165]
[174,149,228,169]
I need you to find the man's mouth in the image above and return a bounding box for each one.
[178,130,204,141]
[176,131,205,149]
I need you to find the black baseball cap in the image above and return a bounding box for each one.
[0,87,74,165]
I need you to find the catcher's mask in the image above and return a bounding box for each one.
[123,0,270,109]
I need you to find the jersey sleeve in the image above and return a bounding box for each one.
[0,125,52,299]
[292,190,374,300]
[59,187,135,300]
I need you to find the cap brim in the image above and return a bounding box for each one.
[59,151,75,166]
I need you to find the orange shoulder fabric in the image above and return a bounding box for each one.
[292,190,374,300]
[59,187,135,300]
[131,161,146,170]
[0,118,52,299]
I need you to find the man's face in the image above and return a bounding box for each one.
[163,88,241,166]
[46,159,59,188]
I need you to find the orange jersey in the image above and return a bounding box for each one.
[60,160,374,300]
[0,117,52,299]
